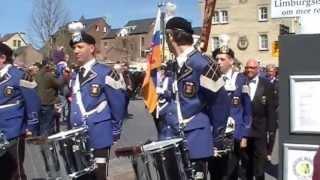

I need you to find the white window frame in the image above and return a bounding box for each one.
[258,6,268,22]
[220,10,229,24]
[258,34,269,51]
[213,11,220,24]
[212,10,229,24]
[96,25,100,31]
[126,26,136,33]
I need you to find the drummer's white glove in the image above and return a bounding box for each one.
[225,117,235,134]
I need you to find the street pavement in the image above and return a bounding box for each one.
[24,99,278,180]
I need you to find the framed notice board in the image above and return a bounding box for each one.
[279,34,320,180]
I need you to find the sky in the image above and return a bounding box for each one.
[0,0,202,36]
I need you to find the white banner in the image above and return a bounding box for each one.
[271,0,320,18]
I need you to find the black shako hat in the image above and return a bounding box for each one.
[0,42,13,59]
[165,17,194,34]
[212,46,235,59]
[69,31,96,47]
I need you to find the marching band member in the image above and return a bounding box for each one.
[157,17,230,180]
[0,42,40,180]
[68,22,127,180]
[208,35,252,180]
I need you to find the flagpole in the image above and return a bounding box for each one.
[158,1,166,63]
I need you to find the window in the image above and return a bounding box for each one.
[126,26,136,33]
[96,25,100,31]
[259,34,268,50]
[212,10,229,24]
[103,27,107,33]
[141,37,145,46]
[104,41,108,47]
[17,40,21,47]
[213,11,220,24]
[258,7,268,21]
[221,10,229,23]
[13,40,17,47]
[212,36,220,50]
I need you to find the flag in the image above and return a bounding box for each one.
[142,8,162,113]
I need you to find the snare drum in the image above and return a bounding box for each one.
[132,138,188,180]
[47,127,95,178]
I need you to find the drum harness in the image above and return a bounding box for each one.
[172,66,195,180]
[214,71,238,157]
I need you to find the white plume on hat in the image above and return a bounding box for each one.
[68,21,85,44]
[219,34,230,48]
[68,21,84,34]
[165,2,177,22]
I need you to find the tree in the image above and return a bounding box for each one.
[29,0,70,52]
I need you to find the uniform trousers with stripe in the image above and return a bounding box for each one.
[0,136,27,180]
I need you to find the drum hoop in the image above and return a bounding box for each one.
[142,138,183,153]
[48,127,87,141]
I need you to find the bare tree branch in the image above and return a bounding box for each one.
[29,0,70,49]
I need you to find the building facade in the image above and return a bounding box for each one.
[101,18,155,63]
[0,32,27,50]
[79,16,111,54]
[199,0,297,66]
[14,45,43,67]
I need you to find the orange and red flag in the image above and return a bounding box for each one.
[142,8,162,113]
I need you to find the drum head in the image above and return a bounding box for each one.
[142,138,183,152]
[48,127,87,141]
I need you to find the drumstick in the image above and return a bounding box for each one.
[114,145,142,157]
[25,136,48,145]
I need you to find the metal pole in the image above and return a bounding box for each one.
[160,10,166,63]
[157,1,166,63]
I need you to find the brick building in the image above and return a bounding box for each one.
[101,18,155,63]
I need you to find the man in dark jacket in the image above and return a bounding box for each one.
[243,59,277,180]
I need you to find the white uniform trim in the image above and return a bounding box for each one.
[0,64,12,77]
[156,77,169,94]
[224,71,239,91]
[173,80,194,126]
[0,100,21,109]
[73,74,107,119]
[156,101,168,119]
[19,80,37,89]
[105,75,126,90]
[200,75,225,92]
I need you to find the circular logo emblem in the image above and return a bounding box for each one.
[237,36,249,50]
[4,86,14,97]
[293,157,313,178]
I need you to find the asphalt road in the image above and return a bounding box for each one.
[24,99,278,180]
